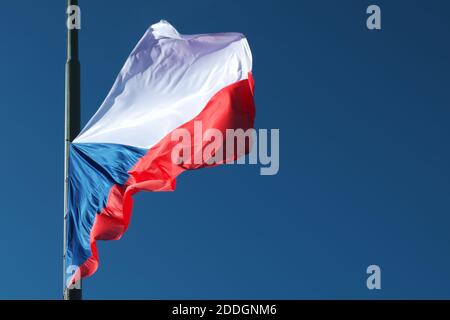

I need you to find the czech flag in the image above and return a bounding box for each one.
[66,20,255,284]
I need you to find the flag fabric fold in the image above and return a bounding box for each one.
[66,20,255,284]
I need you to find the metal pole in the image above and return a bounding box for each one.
[64,0,81,300]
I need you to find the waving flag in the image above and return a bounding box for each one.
[66,20,255,283]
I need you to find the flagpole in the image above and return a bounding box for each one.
[64,0,82,300]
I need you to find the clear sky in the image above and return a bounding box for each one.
[1,0,450,299]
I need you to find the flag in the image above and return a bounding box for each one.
[66,20,255,284]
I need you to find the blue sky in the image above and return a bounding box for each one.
[1,0,450,299]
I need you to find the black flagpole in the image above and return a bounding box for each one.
[64,0,82,300]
